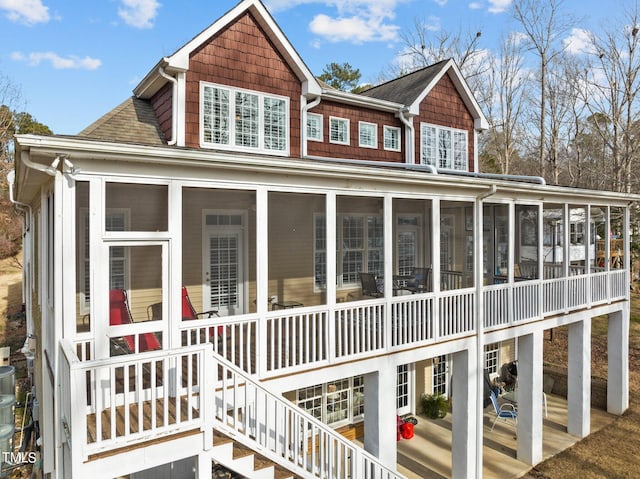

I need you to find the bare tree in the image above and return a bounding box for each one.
[481,33,528,175]
[578,7,640,194]
[512,0,576,179]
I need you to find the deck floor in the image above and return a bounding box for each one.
[393,393,616,479]
[87,396,199,443]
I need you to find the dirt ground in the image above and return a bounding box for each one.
[1,256,640,478]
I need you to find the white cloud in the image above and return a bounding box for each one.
[11,51,102,70]
[564,28,597,55]
[310,13,399,43]
[487,0,511,13]
[0,0,49,25]
[118,0,160,29]
[267,0,407,44]
[468,2,482,9]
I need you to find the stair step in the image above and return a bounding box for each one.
[211,429,298,479]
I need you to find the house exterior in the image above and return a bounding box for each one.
[8,1,633,478]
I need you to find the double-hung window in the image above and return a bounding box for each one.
[329,117,349,145]
[383,126,401,151]
[420,123,468,171]
[201,83,289,154]
[358,122,377,148]
[307,113,323,141]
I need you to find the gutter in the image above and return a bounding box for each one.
[158,65,178,146]
[305,154,438,174]
[475,184,497,479]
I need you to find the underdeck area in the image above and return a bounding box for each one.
[392,393,615,479]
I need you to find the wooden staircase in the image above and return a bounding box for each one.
[211,430,298,479]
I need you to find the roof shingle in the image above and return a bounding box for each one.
[78,96,166,146]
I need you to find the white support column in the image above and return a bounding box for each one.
[567,317,592,437]
[432,198,441,339]
[563,204,570,312]
[607,307,629,415]
[383,195,393,348]
[326,192,337,359]
[585,205,592,307]
[363,365,397,470]
[516,331,544,465]
[169,180,182,349]
[451,347,477,479]
[256,187,269,377]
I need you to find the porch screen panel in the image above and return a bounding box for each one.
[76,182,90,333]
[610,207,625,270]
[342,216,364,285]
[105,183,167,232]
[209,235,239,310]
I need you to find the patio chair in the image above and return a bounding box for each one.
[489,390,517,431]
[405,267,430,294]
[181,287,224,338]
[359,272,383,298]
[109,289,162,353]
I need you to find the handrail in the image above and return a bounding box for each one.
[212,352,405,479]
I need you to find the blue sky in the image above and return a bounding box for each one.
[0,0,616,135]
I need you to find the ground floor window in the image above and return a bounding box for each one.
[432,355,448,397]
[297,376,364,427]
[485,343,500,374]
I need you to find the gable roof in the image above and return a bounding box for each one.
[360,59,488,130]
[134,0,321,99]
[78,97,165,145]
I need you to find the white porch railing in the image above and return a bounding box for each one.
[59,340,214,460]
[214,354,405,479]
[73,270,629,383]
[60,339,403,479]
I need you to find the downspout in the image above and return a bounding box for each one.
[301,96,321,158]
[475,184,497,479]
[397,109,415,166]
[158,66,177,146]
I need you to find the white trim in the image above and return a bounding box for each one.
[358,121,378,149]
[329,116,350,145]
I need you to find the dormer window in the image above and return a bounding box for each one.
[201,82,289,155]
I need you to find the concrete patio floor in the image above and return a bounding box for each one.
[393,393,616,479]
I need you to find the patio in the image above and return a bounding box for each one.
[393,393,616,479]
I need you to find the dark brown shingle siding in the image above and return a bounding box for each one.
[184,12,302,152]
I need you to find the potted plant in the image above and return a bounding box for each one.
[421,393,448,419]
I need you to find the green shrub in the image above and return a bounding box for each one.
[420,393,448,419]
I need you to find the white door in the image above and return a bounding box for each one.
[203,227,245,317]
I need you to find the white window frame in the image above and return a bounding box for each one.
[200,82,289,155]
[358,121,377,149]
[432,355,449,397]
[383,125,401,151]
[329,116,350,145]
[307,112,323,142]
[484,343,500,374]
[420,122,468,171]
